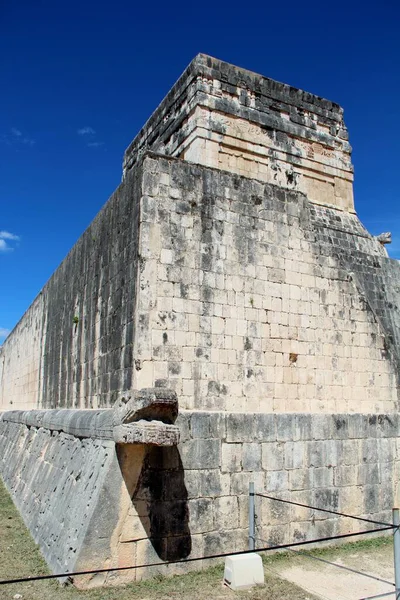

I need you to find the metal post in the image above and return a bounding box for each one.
[249,481,255,551]
[393,508,400,600]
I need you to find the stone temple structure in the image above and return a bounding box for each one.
[1,54,400,587]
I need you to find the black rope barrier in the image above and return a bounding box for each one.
[0,525,393,586]
[358,593,396,600]
[256,493,396,528]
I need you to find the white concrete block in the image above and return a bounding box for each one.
[223,553,264,590]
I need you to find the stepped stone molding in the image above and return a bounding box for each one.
[123,54,354,212]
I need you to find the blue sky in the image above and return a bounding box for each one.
[1,0,399,341]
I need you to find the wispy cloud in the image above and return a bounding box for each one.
[77,126,96,136]
[1,128,35,147]
[0,230,20,253]
[0,328,10,340]
[77,126,104,149]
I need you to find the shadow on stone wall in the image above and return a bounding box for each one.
[117,445,191,561]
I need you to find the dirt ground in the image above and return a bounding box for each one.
[265,536,394,600]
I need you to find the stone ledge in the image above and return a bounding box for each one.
[0,388,180,446]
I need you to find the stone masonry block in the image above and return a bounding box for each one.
[200,469,230,497]
[242,443,262,471]
[311,415,334,440]
[266,470,289,493]
[333,465,357,487]
[284,441,305,470]
[180,439,220,470]
[209,412,226,439]
[293,414,312,441]
[276,415,295,442]
[190,413,210,438]
[188,498,214,533]
[226,414,254,443]
[312,466,334,488]
[214,496,239,529]
[221,443,242,472]
[253,413,276,442]
[307,440,327,468]
[262,442,284,471]
[260,492,291,526]
[231,471,265,496]
[289,468,313,491]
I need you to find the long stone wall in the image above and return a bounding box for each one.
[0,164,142,410]
[1,152,399,413]
[1,409,398,586]
[0,293,45,409]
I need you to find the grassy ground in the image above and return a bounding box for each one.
[0,478,390,600]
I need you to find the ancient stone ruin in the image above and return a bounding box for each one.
[1,54,400,586]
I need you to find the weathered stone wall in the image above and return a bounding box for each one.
[1,152,399,413]
[1,410,398,586]
[134,154,398,413]
[0,164,142,410]
[0,293,45,409]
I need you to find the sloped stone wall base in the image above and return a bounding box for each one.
[1,410,399,587]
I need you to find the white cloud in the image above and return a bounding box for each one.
[0,328,10,339]
[77,127,105,149]
[1,128,35,147]
[21,137,35,146]
[0,230,19,240]
[77,126,96,136]
[0,230,20,252]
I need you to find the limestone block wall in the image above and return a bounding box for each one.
[1,410,398,586]
[0,164,142,410]
[134,154,399,413]
[0,419,122,580]
[0,293,45,409]
[179,411,400,550]
[123,54,354,212]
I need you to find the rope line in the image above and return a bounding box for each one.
[256,493,395,528]
[254,537,395,587]
[0,525,392,586]
[358,592,396,600]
